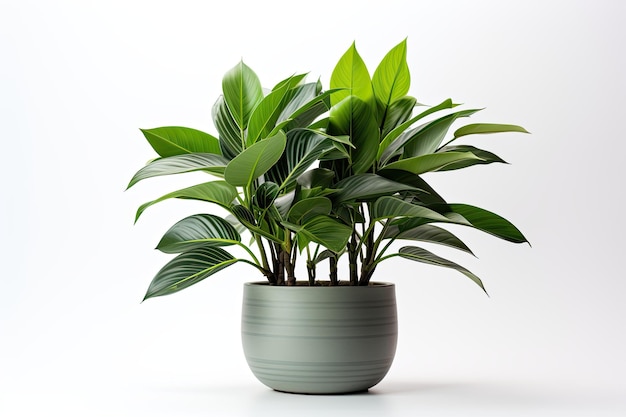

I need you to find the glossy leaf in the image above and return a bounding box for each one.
[436,145,507,171]
[127,153,229,189]
[140,127,221,157]
[135,181,237,223]
[383,224,474,255]
[330,42,374,107]
[454,123,529,139]
[327,95,379,174]
[382,152,483,175]
[253,182,280,209]
[247,81,292,145]
[143,247,238,300]
[381,96,417,138]
[370,196,449,222]
[224,131,287,187]
[222,61,263,130]
[296,168,335,188]
[402,109,481,158]
[429,203,528,244]
[377,98,457,161]
[284,215,352,253]
[212,95,243,159]
[156,214,241,253]
[372,39,410,120]
[287,197,332,224]
[378,170,447,205]
[265,129,334,191]
[397,246,486,293]
[332,173,419,203]
[231,205,283,244]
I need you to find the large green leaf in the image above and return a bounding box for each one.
[372,39,410,121]
[436,145,507,171]
[264,129,334,191]
[428,203,528,244]
[370,196,449,222]
[381,96,417,138]
[383,224,474,255]
[231,204,283,244]
[247,80,293,145]
[135,181,237,222]
[382,152,483,175]
[253,181,280,209]
[332,173,419,204]
[330,42,374,107]
[402,109,481,158]
[212,95,243,159]
[377,98,457,162]
[143,247,238,300]
[397,246,486,293]
[140,127,221,157]
[287,197,332,224]
[127,153,229,189]
[378,170,447,205]
[453,123,529,139]
[283,215,352,253]
[296,168,335,188]
[327,95,379,174]
[224,131,287,188]
[221,61,263,131]
[156,214,241,253]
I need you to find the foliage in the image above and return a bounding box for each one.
[129,40,529,300]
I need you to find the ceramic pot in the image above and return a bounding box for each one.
[241,282,398,394]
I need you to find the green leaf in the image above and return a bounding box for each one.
[264,129,334,191]
[381,96,417,138]
[143,247,238,300]
[382,152,483,175]
[378,170,447,205]
[372,39,410,120]
[212,95,243,159]
[135,181,237,223]
[397,246,486,294]
[231,204,283,244]
[330,42,374,107]
[383,224,474,255]
[253,182,280,209]
[140,127,221,157]
[377,98,457,162]
[370,196,449,222]
[287,197,332,224]
[436,145,507,171]
[222,61,263,130]
[429,203,528,244]
[454,123,529,139]
[327,95,379,174]
[402,109,481,158]
[332,173,419,203]
[284,215,352,253]
[272,73,307,92]
[156,214,241,253]
[296,168,335,188]
[224,131,287,188]
[247,81,292,145]
[127,153,229,189]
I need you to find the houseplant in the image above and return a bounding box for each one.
[128,39,528,394]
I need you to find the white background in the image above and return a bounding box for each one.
[1,0,625,415]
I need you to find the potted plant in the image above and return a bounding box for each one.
[128,40,529,394]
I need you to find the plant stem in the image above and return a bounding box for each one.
[329,255,338,286]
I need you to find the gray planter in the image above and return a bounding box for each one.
[241,282,398,394]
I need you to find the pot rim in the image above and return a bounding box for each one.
[244,281,395,287]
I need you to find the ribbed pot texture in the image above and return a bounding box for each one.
[241,282,398,394]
